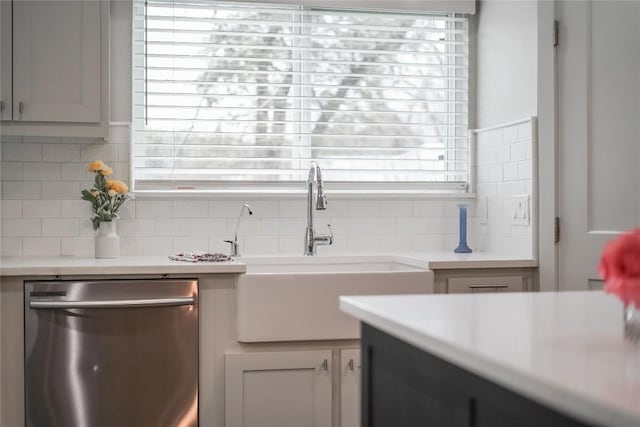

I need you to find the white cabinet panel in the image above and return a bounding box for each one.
[12,0,101,122]
[340,349,361,427]
[225,350,332,427]
[0,1,11,121]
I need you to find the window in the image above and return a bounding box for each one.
[132,0,469,194]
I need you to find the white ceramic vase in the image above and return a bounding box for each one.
[95,220,120,259]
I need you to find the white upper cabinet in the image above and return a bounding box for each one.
[12,0,101,122]
[0,1,12,121]
[1,0,109,137]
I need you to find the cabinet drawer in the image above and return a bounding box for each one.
[447,276,524,294]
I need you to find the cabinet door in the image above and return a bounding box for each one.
[447,276,524,294]
[340,349,361,427]
[12,0,101,122]
[0,0,11,120]
[225,350,332,427]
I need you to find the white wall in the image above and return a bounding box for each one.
[475,0,537,128]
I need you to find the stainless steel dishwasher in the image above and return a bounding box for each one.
[25,279,198,427]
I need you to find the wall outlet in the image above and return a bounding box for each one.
[511,195,530,226]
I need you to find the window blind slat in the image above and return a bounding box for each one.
[133,0,470,191]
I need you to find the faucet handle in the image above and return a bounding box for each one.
[314,224,333,246]
[224,239,239,257]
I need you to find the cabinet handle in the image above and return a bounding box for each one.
[346,359,360,371]
[468,284,509,289]
[18,101,24,115]
[321,359,328,371]
[0,100,4,113]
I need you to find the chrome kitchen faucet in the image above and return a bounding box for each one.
[304,162,333,256]
[225,203,253,257]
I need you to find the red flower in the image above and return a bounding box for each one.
[599,228,640,306]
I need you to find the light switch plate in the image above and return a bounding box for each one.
[511,195,530,226]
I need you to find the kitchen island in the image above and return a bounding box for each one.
[340,292,640,427]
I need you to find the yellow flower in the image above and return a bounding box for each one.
[90,189,99,197]
[88,160,106,172]
[108,189,117,197]
[106,179,129,194]
[100,166,113,176]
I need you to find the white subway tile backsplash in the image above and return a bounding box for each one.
[116,219,154,236]
[2,181,42,200]
[136,236,172,256]
[136,200,173,218]
[379,234,413,252]
[22,200,61,218]
[503,162,518,181]
[475,118,535,257]
[42,182,80,200]
[80,141,118,163]
[510,142,528,162]
[173,236,209,253]
[503,125,518,143]
[247,201,280,218]
[172,200,209,218]
[347,234,380,252]
[1,162,23,180]
[517,121,532,140]
[224,217,260,236]
[43,219,79,237]
[3,126,536,257]
[22,163,63,181]
[346,217,395,235]
[412,234,445,252]
[23,136,62,144]
[428,217,458,235]
[62,163,91,181]
[379,201,412,217]
[61,200,90,218]
[61,237,94,257]
[2,143,42,162]
[42,144,81,162]
[496,145,510,163]
[488,164,503,182]
[1,237,23,256]
[1,200,22,218]
[518,160,532,180]
[348,200,380,217]
[23,238,61,256]
[413,201,445,217]
[396,217,428,235]
[244,235,279,254]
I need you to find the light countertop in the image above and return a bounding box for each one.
[0,256,246,276]
[0,252,536,277]
[340,291,640,427]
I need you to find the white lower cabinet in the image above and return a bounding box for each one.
[225,348,361,427]
[225,350,333,427]
[339,349,361,427]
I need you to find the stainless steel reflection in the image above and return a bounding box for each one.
[25,279,199,427]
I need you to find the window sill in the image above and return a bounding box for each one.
[132,189,476,200]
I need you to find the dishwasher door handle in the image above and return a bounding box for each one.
[30,297,195,309]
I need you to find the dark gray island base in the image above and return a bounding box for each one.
[360,324,593,427]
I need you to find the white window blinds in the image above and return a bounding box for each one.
[132,0,470,193]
